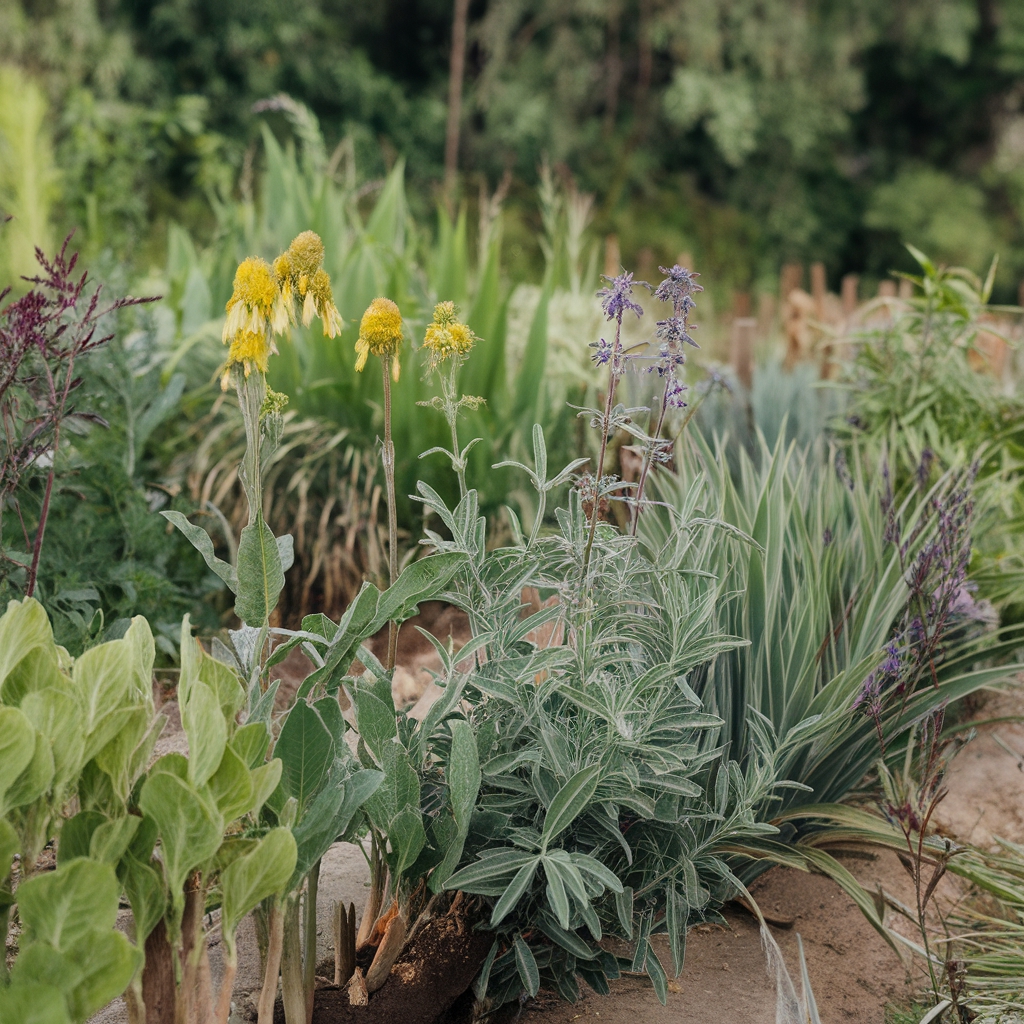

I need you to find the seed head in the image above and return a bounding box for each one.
[356,297,403,378]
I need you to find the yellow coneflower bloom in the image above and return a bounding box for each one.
[271,231,342,338]
[355,297,403,380]
[423,301,477,366]
[223,257,277,341]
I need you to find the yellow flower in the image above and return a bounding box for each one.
[304,268,343,336]
[223,258,277,341]
[355,297,403,380]
[271,232,342,337]
[423,301,477,366]
[221,329,273,389]
[288,231,325,281]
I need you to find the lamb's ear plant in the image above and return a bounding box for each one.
[0,597,156,1022]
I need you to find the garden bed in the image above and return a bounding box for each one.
[88,654,1024,1024]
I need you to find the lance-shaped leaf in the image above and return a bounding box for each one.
[160,511,237,592]
[541,765,602,849]
[235,515,286,626]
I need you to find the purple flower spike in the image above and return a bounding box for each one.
[598,271,646,323]
[653,265,703,306]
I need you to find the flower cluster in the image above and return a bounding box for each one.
[423,301,476,367]
[222,231,341,386]
[355,297,404,379]
[649,263,703,409]
[590,271,646,375]
[855,464,987,737]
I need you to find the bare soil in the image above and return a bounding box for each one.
[90,607,1024,1023]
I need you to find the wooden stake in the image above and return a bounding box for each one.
[731,317,756,391]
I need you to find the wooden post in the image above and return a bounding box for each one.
[731,317,756,391]
[878,280,897,298]
[841,274,859,316]
[756,293,776,339]
[810,262,826,317]
[898,278,913,299]
[677,251,695,271]
[732,291,751,318]
[780,263,803,301]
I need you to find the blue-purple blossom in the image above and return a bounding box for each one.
[882,640,900,677]
[653,265,702,306]
[598,271,646,323]
[822,527,833,547]
[590,337,614,366]
[663,376,688,409]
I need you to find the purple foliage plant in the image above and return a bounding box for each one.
[0,235,154,596]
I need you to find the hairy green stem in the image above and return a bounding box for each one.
[381,359,399,671]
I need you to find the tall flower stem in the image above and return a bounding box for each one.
[581,318,623,579]
[630,388,669,536]
[444,360,468,499]
[381,357,399,671]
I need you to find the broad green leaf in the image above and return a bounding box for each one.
[231,721,270,768]
[1,646,67,709]
[58,815,106,864]
[249,758,283,816]
[275,701,335,813]
[206,744,254,822]
[74,932,144,1021]
[21,688,84,796]
[289,768,383,888]
[353,690,397,761]
[0,598,53,697]
[123,856,166,944]
[234,515,285,626]
[389,806,426,876]
[89,816,141,866]
[160,511,237,591]
[198,653,245,725]
[17,859,120,949]
[181,680,227,788]
[0,819,18,876]
[541,765,602,848]
[138,772,223,916]
[220,827,297,954]
[447,721,480,830]
[3,727,54,812]
[362,744,420,838]
[0,981,71,1024]
[513,933,540,997]
[277,534,295,573]
[615,886,633,939]
[93,706,152,804]
[370,553,467,633]
[0,706,37,808]
[429,721,479,891]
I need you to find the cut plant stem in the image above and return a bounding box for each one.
[382,357,399,671]
[281,895,306,1024]
[257,902,284,1024]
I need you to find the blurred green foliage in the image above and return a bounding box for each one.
[2,0,1024,298]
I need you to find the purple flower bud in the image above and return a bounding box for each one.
[597,271,646,323]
